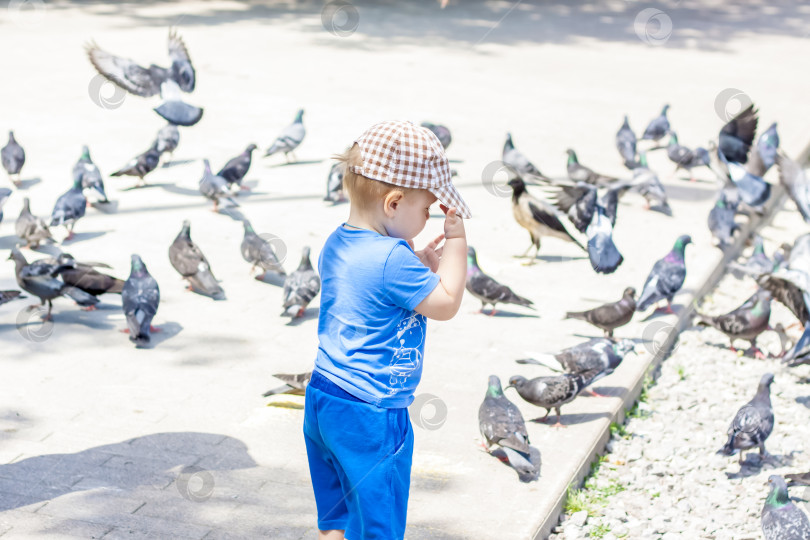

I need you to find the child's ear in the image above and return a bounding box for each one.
[383,190,404,216]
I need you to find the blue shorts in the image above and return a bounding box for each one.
[303,370,414,540]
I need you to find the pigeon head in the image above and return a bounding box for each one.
[130,254,148,276]
[486,375,504,397]
[8,245,25,263]
[246,144,257,154]
[504,133,514,150]
[8,131,15,142]
[623,287,636,299]
[759,372,775,388]
[242,219,255,235]
[752,235,765,254]
[202,159,212,173]
[80,145,91,160]
[294,109,304,123]
[621,115,630,127]
[299,246,312,270]
[638,151,648,168]
[566,149,578,164]
[507,177,526,193]
[180,220,191,238]
[668,132,679,146]
[673,235,692,253]
[506,375,527,390]
[661,104,670,115]
[765,475,791,507]
[22,197,30,212]
[467,246,478,264]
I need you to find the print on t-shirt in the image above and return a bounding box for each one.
[388,312,426,393]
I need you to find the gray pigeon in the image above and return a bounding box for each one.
[729,235,774,279]
[421,122,451,150]
[324,161,346,204]
[48,253,123,307]
[111,143,161,187]
[718,373,775,465]
[0,187,10,224]
[762,475,810,540]
[479,375,539,479]
[507,368,609,427]
[1,131,25,186]
[720,150,771,209]
[566,149,617,186]
[218,144,257,191]
[8,246,98,320]
[282,246,320,318]
[641,104,670,142]
[265,109,305,162]
[466,246,533,315]
[776,151,810,223]
[747,122,779,177]
[757,268,810,327]
[241,220,287,279]
[153,80,203,127]
[169,220,225,300]
[786,471,810,488]
[695,288,771,358]
[708,188,740,249]
[518,338,635,383]
[73,146,107,203]
[262,371,312,397]
[122,254,160,347]
[636,234,692,313]
[16,197,53,248]
[719,104,758,164]
[50,178,87,241]
[666,132,710,181]
[503,133,548,180]
[565,287,636,337]
[199,159,238,212]
[631,152,671,214]
[0,290,24,307]
[155,123,180,162]
[616,115,638,169]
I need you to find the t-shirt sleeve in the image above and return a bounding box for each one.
[383,242,441,311]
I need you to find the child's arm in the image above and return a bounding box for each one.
[415,205,467,321]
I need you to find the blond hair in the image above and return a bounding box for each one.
[333,144,418,212]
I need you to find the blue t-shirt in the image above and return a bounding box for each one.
[315,224,441,408]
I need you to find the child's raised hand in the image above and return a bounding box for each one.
[410,234,444,272]
[439,204,465,240]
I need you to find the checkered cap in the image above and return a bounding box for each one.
[349,120,471,218]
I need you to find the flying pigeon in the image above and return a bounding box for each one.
[8,246,98,320]
[641,104,670,142]
[155,123,180,162]
[747,122,779,177]
[50,177,87,241]
[478,375,538,478]
[324,161,346,204]
[152,80,203,127]
[282,246,320,318]
[565,287,636,337]
[518,338,635,386]
[719,104,758,164]
[1,131,25,186]
[506,176,585,264]
[695,288,771,358]
[616,115,638,169]
[111,143,161,187]
[16,197,53,248]
[421,122,452,150]
[0,290,24,307]
[708,188,740,249]
[265,109,305,162]
[631,152,671,214]
[637,234,692,313]
[507,368,609,428]
[757,269,810,327]
[666,132,710,181]
[762,475,810,540]
[502,133,548,180]
[718,373,775,465]
[466,246,533,315]
[719,150,771,209]
[122,254,160,347]
[218,144,257,191]
[262,371,312,397]
[0,187,10,224]
[199,159,238,212]
[241,219,287,279]
[168,220,225,300]
[47,253,123,309]
[566,149,617,186]
[73,146,108,203]
[776,151,810,223]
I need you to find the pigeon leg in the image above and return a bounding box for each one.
[549,408,566,428]
[488,308,497,316]
[585,389,608,398]
[43,300,53,321]
[739,451,745,466]
[729,345,738,354]
[240,184,251,192]
[749,345,766,360]
[81,305,97,312]
[211,201,220,213]
[149,325,161,333]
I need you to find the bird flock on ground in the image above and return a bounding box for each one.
[2,29,810,537]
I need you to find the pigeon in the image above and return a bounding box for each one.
[506,176,585,263]
[783,325,810,367]
[719,104,758,164]
[708,188,740,249]
[421,122,451,150]
[631,152,671,214]
[152,80,203,127]
[262,371,311,397]
[585,205,624,274]
[757,269,810,327]
[282,246,320,318]
[0,290,24,307]
[507,368,609,428]
[519,337,635,380]
[168,220,225,300]
[0,187,10,223]
[466,246,533,315]
[785,471,810,487]
[776,151,810,223]
[747,122,779,177]
[218,144,257,191]
[265,109,305,162]
[762,475,810,540]
[122,254,160,347]
[718,373,775,465]
[478,375,538,478]
[241,219,287,279]
[324,161,346,204]
[8,246,98,320]
[637,234,692,313]
[666,132,710,181]
[39,253,123,311]
[199,159,238,212]
[566,149,617,186]
[720,151,771,209]
[1,131,25,186]
[503,133,548,180]
[111,143,161,187]
[695,288,771,358]
[16,198,53,248]
[50,177,87,241]
[616,115,638,169]
[155,123,180,162]
[729,235,775,278]
[565,287,636,337]
[73,146,107,203]
[641,104,670,142]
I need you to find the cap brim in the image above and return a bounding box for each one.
[430,183,471,219]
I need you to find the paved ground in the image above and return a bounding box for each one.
[1,1,809,538]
